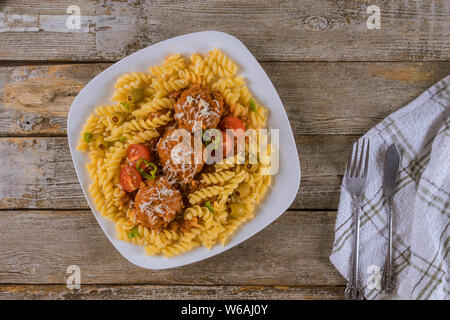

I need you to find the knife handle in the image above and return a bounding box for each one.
[382,197,396,294]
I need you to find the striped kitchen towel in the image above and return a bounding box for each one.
[330,76,449,300]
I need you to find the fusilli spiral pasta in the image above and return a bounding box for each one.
[132,97,174,117]
[76,49,273,258]
[188,185,225,205]
[199,170,236,185]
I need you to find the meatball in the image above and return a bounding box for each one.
[157,128,204,185]
[130,177,183,230]
[173,84,224,131]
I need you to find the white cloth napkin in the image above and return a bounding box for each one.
[330,76,450,300]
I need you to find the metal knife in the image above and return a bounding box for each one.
[381,143,401,294]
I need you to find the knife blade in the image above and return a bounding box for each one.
[383,144,401,198]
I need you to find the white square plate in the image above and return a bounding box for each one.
[67,31,301,269]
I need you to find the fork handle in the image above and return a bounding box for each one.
[345,283,364,300]
[346,195,363,300]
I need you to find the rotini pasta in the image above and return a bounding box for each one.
[77,49,273,258]
[152,78,189,93]
[149,54,187,78]
[114,72,152,89]
[132,97,174,117]
[199,170,236,185]
[95,104,130,117]
[188,185,225,205]
[209,48,238,75]
[108,111,172,139]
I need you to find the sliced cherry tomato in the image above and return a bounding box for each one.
[119,165,142,192]
[221,131,233,158]
[126,144,152,169]
[218,116,246,138]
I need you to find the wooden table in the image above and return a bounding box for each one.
[0,0,449,300]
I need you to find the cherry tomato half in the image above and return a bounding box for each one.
[218,116,246,138]
[119,165,142,192]
[126,144,152,170]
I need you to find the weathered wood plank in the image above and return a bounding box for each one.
[0,64,107,136]
[0,0,449,62]
[1,62,449,136]
[0,136,347,210]
[3,62,447,209]
[0,284,344,300]
[0,138,82,210]
[0,210,343,285]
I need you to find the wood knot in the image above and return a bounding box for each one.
[18,113,43,132]
[303,16,333,31]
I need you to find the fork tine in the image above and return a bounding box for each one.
[351,139,359,177]
[357,139,366,177]
[345,156,351,177]
[363,139,370,177]
[346,141,355,177]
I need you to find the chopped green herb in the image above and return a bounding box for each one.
[136,159,157,180]
[119,136,127,142]
[203,129,221,150]
[205,200,215,213]
[249,99,257,112]
[148,162,158,179]
[83,132,93,142]
[120,102,130,111]
[128,228,139,239]
[202,129,209,146]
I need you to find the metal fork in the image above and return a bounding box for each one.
[344,138,370,300]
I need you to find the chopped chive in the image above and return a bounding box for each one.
[83,132,93,142]
[248,98,257,111]
[128,228,139,239]
[205,200,215,213]
[119,136,127,142]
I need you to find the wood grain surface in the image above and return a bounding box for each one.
[0,0,449,62]
[1,62,449,137]
[0,0,448,300]
[0,136,348,210]
[0,63,448,210]
[0,210,341,286]
[0,284,344,300]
